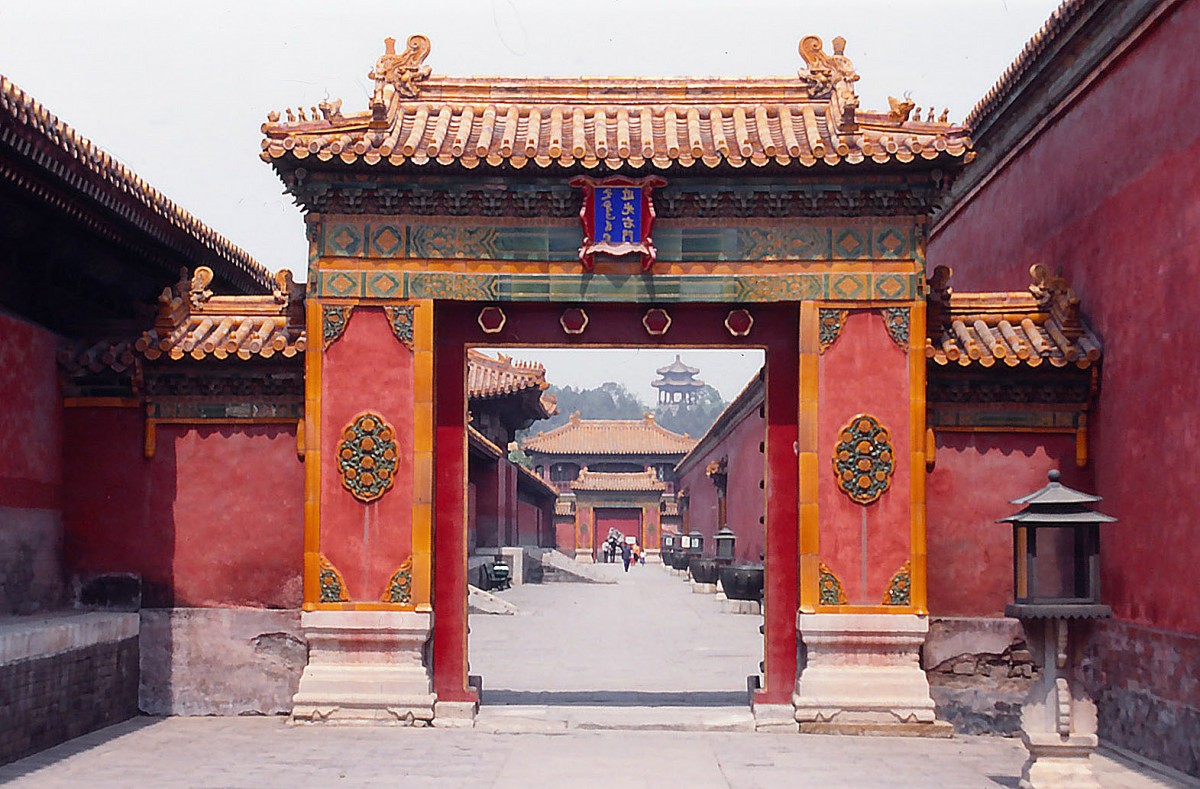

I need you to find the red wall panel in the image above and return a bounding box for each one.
[926,432,1087,616]
[63,408,303,608]
[0,311,62,509]
[818,311,911,604]
[675,400,766,562]
[320,307,414,600]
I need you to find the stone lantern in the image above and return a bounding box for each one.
[714,526,736,563]
[998,469,1117,789]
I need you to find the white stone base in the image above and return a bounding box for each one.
[433,700,479,728]
[573,549,594,564]
[291,610,435,725]
[1021,734,1101,788]
[691,581,717,594]
[752,702,799,731]
[721,599,761,615]
[499,547,525,585]
[793,613,937,726]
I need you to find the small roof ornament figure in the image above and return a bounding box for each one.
[999,469,1117,619]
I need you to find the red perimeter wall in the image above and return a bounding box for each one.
[63,408,303,608]
[929,1,1200,636]
[675,397,766,563]
[926,433,1087,617]
[0,311,64,612]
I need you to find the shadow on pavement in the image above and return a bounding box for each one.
[0,716,166,782]
[483,689,749,707]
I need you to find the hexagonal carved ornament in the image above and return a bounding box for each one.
[725,309,754,337]
[832,414,895,504]
[643,308,671,336]
[338,412,398,503]
[477,306,506,334]
[560,308,589,335]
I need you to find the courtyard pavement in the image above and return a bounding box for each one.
[1,561,1192,788]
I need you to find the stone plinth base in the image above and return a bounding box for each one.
[644,550,662,564]
[573,550,594,564]
[433,699,478,728]
[691,582,717,594]
[794,613,938,729]
[722,599,761,615]
[799,720,953,737]
[291,610,435,725]
[1021,734,1100,788]
[752,702,798,731]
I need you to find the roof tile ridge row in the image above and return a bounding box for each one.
[964,0,1094,132]
[0,74,274,293]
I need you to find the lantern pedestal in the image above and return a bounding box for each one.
[1014,615,1104,789]
[290,610,436,725]
[793,613,948,733]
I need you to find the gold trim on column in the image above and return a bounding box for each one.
[798,301,821,613]
[303,297,324,610]
[410,299,434,609]
[908,299,928,614]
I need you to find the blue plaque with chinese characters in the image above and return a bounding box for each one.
[570,175,666,271]
[594,186,642,246]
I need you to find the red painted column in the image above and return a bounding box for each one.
[432,308,474,703]
[757,317,800,705]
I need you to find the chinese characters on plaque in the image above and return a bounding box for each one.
[569,175,667,271]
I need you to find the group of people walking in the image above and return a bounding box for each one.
[601,528,644,572]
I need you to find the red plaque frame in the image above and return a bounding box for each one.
[569,175,667,272]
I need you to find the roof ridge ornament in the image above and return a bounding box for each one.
[369,35,432,128]
[797,35,859,131]
[1029,263,1082,339]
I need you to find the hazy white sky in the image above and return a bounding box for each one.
[482,347,766,404]
[0,0,1060,275]
[0,1,1061,398]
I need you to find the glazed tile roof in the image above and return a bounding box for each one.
[1,76,273,294]
[925,265,1100,370]
[523,412,697,456]
[135,266,306,361]
[571,468,665,493]
[965,0,1091,133]
[554,500,575,517]
[467,349,548,399]
[262,35,971,173]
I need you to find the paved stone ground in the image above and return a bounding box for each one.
[1,562,1191,787]
[470,560,762,730]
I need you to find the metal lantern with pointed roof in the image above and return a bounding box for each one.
[714,526,736,563]
[687,529,704,557]
[999,469,1116,618]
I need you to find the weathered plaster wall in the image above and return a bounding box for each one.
[818,310,911,604]
[0,311,63,613]
[929,2,1200,773]
[929,1,1200,637]
[139,608,304,716]
[926,432,1086,617]
[62,408,303,608]
[675,401,766,562]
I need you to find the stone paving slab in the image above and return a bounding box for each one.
[0,716,1191,788]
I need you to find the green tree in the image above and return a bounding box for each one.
[519,381,648,438]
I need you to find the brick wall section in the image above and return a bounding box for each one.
[1081,619,1200,777]
[0,637,139,765]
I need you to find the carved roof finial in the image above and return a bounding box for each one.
[797,35,859,132]
[1029,264,1082,338]
[189,266,214,308]
[369,34,432,115]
